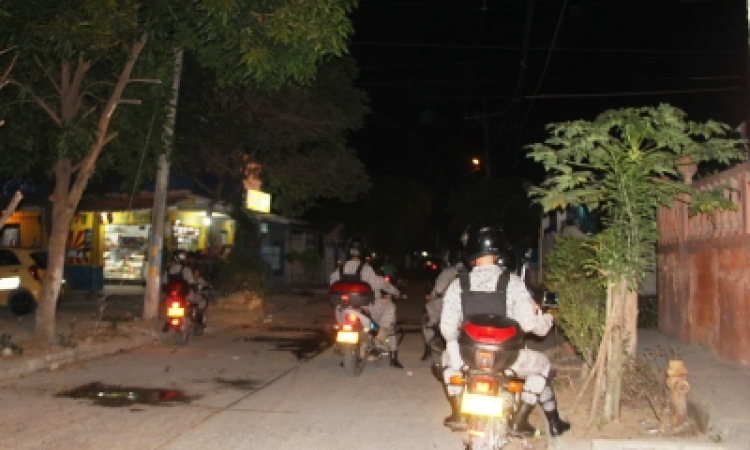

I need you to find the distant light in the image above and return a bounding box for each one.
[422,251,428,257]
[472,157,480,166]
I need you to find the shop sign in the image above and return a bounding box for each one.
[246,189,271,213]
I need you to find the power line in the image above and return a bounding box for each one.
[365,86,741,101]
[356,75,741,86]
[350,41,738,55]
[524,86,741,99]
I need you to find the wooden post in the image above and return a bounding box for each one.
[666,359,690,428]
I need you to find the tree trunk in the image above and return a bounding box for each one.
[624,288,639,356]
[36,160,75,343]
[34,33,149,343]
[603,277,627,422]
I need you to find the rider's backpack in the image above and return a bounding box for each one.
[329,262,374,307]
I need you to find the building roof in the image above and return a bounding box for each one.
[76,190,193,212]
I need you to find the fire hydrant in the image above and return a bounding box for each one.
[666,359,690,428]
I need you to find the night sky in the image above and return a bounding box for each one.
[347,0,748,186]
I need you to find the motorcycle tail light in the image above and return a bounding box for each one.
[384,275,391,283]
[476,350,494,370]
[507,380,524,394]
[340,294,350,303]
[471,376,496,394]
[449,375,463,386]
[28,265,42,281]
[463,322,517,344]
[342,312,359,331]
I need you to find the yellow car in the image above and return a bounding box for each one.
[0,247,64,316]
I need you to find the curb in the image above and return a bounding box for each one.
[0,333,157,383]
[0,298,268,384]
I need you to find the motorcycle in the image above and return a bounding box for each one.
[448,313,531,450]
[162,281,201,346]
[329,280,393,377]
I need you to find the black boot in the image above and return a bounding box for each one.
[443,395,467,431]
[544,408,571,437]
[389,351,404,368]
[510,402,538,438]
[420,343,431,361]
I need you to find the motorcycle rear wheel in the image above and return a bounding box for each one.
[341,342,366,377]
[175,322,190,346]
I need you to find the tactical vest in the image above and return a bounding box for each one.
[459,267,511,318]
[339,261,366,282]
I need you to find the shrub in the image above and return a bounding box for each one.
[544,235,605,366]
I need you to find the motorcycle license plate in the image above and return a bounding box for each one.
[167,304,185,318]
[461,392,505,417]
[336,331,359,344]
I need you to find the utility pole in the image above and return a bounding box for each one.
[144,49,183,322]
[465,111,503,179]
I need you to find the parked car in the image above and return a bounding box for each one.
[0,247,65,316]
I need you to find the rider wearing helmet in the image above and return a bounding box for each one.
[330,236,403,368]
[439,225,570,437]
[164,249,197,300]
[422,247,464,362]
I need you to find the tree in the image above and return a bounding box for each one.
[0,0,357,343]
[527,104,745,423]
[174,54,370,216]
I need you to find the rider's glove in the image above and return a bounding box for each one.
[530,312,554,336]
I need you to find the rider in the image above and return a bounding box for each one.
[439,225,571,437]
[330,236,403,368]
[163,249,199,311]
[380,255,397,281]
[422,248,464,361]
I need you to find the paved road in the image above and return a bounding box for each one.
[0,289,483,450]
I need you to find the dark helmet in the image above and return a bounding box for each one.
[345,236,369,260]
[460,225,510,265]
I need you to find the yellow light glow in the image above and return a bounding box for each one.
[246,189,271,213]
[461,392,505,417]
[0,276,20,290]
[336,331,359,344]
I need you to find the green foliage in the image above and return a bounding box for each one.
[181,0,356,89]
[0,0,359,187]
[215,212,269,295]
[543,235,605,366]
[285,248,322,271]
[528,104,745,289]
[286,248,323,282]
[174,54,371,217]
[215,257,270,296]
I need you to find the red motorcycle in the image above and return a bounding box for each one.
[162,281,195,346]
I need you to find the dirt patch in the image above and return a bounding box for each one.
[553,373,701,441]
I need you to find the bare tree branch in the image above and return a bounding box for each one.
[0,191,23,229]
